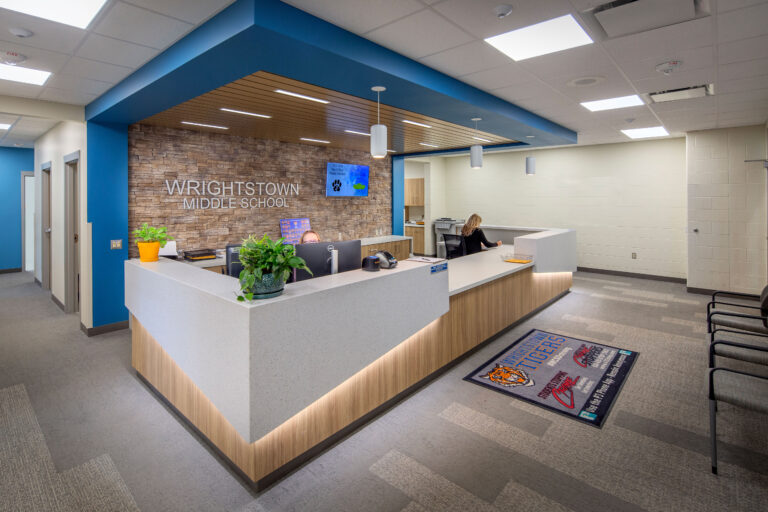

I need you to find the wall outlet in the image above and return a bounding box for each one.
[111,239,123,250]
[631,252,637,259]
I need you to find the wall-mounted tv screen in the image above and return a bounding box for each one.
[326,162,369,197]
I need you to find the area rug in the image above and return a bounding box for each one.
[464,329,637,428]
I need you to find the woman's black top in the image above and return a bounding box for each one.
[463,228,496,255]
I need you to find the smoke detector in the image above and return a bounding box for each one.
[494,4,513,19]
[656,60,682,75]
[9,27,33,38]
[0,50,26,65]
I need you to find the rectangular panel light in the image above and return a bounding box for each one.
[621,126,669,139]
[0,63,51,85]
[0,123,10,130]
[181,121,228,130]
[403,120,431,128]
[485,14,592,61]
[275,89,329,104]
[472,136,492,143]
[0,0,108,29]
[219,108,271,118]
[301,137,330,144]
[419,142,438,148]
[344,129,370,136]
[581,94,643,112]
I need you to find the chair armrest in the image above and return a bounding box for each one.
[708,310,767,323]
[709,367,768,399]
[711,339,768,354]
[712,290,760,301]
[707,300,761,315]
[712,328,768,341]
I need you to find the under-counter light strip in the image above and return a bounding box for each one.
[403,120,432,128]
[0,63,51,86]
[301,137,330,144]
[275,89,330,104]
[181,121,228,130]
[344,129,371,136]
[220,108,271,118]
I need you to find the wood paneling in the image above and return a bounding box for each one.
[404,226,425,254]
[140,72,517,155]
[362,240,410,261]
[131,269,571,486]
[404,178,424,206]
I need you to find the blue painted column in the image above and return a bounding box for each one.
[87,122,129,327]
[391,156,404,236]
[0,147,33,271]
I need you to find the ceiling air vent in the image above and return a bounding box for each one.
[649,84,714,103]
[593,0,699,38]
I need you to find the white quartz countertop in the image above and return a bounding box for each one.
[359,235,412,245]
[447,244,533,296]
[181,256,225,268]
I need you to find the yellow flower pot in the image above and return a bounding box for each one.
[137,241,160,262]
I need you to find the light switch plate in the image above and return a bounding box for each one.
[111,239,122,250]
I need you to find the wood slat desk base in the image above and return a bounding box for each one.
[131,268,571,486]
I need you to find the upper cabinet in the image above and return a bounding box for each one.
[404,178,424,206]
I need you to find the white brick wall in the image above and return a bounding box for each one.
[687,125,767,293]
[439,138,687,278]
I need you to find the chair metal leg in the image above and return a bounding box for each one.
[710,399,718,475]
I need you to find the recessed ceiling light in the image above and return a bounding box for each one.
[403,120,432,128]
[472,136,492,143]
[0,0,108,29]
[621,126,669,139]
[419,142,438,148]
[581,94,644,112]
[485,14,592,61]
[0,123,11,130]
[219,108,271,118]
[345,129,371,137]
[275,89,329,104]
[0,63,50,85]
[181,121,228,130]
[301,137,330,144]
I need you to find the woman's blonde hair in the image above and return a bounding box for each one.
[299,230,320,243]
[461,214,482,237]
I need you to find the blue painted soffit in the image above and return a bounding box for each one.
[86,0,576,148]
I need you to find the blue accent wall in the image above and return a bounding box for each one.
[392,157,404,236]
[0,147,34,271]
[87,122,129,326]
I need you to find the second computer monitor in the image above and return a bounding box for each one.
[293,240,362,281]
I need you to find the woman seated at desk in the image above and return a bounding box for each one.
[461,214,501,255]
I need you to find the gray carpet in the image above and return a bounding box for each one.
[2,270,767,511]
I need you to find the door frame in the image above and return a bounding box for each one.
[20,171,34,273]
[41,161,52,290]
[64,151,80,314]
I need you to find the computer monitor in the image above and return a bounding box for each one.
[293,240,362,282]
[226,244,243,277]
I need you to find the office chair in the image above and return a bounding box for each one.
[226,244,243,278]
[442,234,465,260]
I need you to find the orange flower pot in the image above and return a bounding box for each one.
[137,241,160,262]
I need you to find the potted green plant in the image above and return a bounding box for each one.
[132,223,173,262]
[236,234,312,300]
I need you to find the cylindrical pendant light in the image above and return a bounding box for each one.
[370,86,387,159]
[470,117,483,169]
[526,156,536,175]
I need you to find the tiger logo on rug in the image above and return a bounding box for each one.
[479,364,534,388]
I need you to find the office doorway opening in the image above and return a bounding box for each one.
[21,171,34,273]
[64,152,80,314]
[41,163,52,290]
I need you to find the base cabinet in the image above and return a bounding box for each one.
[362,240,410,261]
[404,227,424,255]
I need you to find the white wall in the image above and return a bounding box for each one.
[439,138,687,278]
[686,125,767,293]
[34,120,91,327]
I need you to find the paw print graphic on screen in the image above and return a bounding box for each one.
[332,179,342,192]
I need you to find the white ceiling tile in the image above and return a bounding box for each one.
[647,95,717,113]
[718,57,768,81]
[60,57,132,84]
[12,116,58,133]
[93,2,193,50]
[431,0,576,40]
[0,113,19,125]
[718,33,768,64]
[620,46,715,81]
[283,0,424,35]
[0,9,87,54]
[0,40,71,74]
[458,63,536,90]
[38,87,98,106]
[718,74,768,93]
[717,2,768,42]
[419,41,512,77]
[76,33,158,68]
[45,74,113,96]
[0,136,36,148]
[633,67,717,95]
[516,43,612,81]
[717,89,768,105]
[603,17,714,64]
[123,0,235,25]
[718,0,768,13]
[491,80,557,102]
[544,67,636,103]
[364,9,473,59]
[0,80,42,99]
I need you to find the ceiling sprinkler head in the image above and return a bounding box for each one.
[494,4,513,19]
[9,27,33,38]
[0,50,26,65]
[656,60,682,76]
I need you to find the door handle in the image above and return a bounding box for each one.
[45,228,52,234]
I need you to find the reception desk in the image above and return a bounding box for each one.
[126,243,572,488]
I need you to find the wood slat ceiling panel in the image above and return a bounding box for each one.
[140,71,518,154]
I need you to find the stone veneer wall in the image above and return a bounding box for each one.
[128,124,391,257]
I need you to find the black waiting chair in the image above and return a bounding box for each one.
[443,234,466,260]
[707,285,768,340]
[226,244,243,278]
